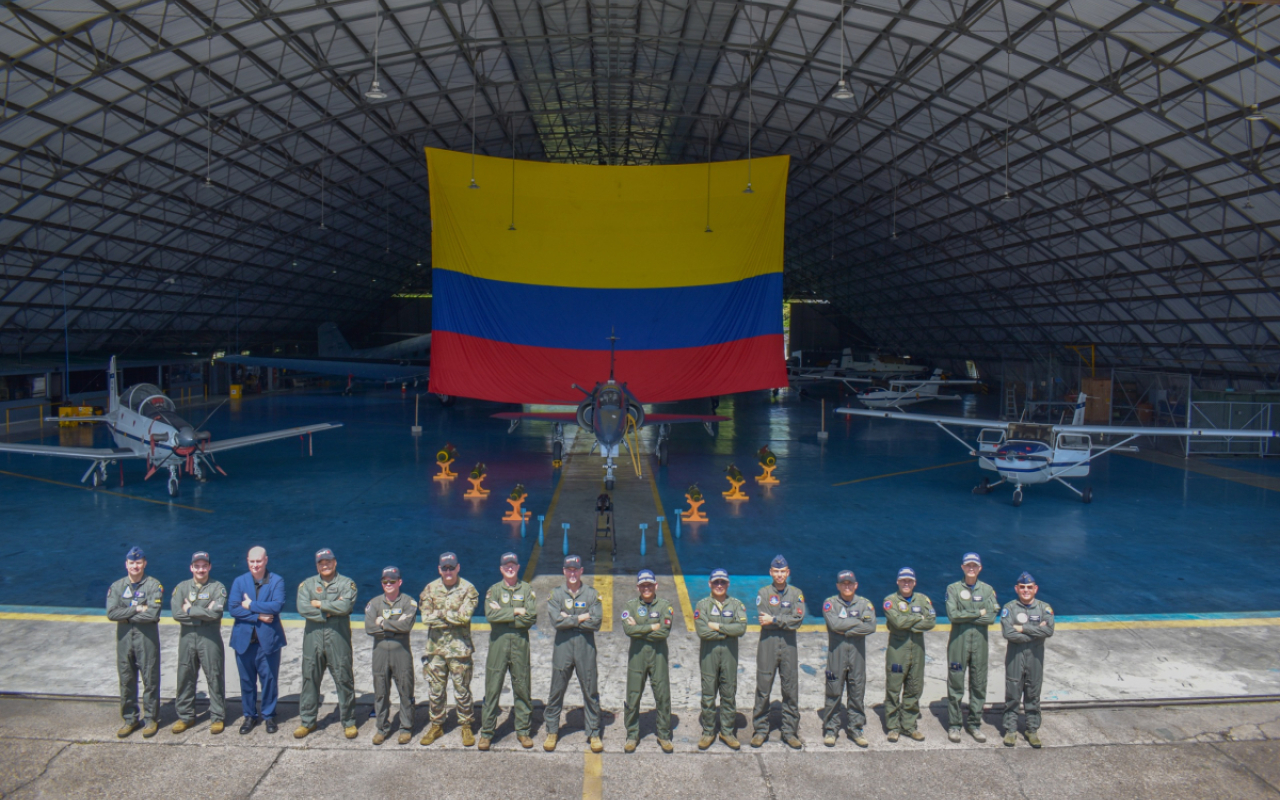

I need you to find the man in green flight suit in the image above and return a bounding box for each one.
[107,546,163,738]
[479,551,537,750]
[1001,571,1055,748]
[694,568,747,750]
[171,550,227,735]
[294,547,358,739]
[820,569,876,748]
[419,551,479,747]
[883,566,936,742]
[365,566,417,745]
[543,555,604,753]
[622,569,674,753]
[751,555,805,749]
[945,552,999,743]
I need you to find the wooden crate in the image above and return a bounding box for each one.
[1081,377,1112,424]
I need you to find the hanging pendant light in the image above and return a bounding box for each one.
[833,80,854,101]
[832,1,853,101]
[365,13,387,100]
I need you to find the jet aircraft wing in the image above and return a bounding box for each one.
[490,412,729,425]
[0,442,142,460]
[1048,423,1279,438]
[490,412,579,423]
[642,413,731,425]
[837,407,1009,429]
[202,422,344,453]
[219,355,428,382]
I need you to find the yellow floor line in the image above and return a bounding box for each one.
[0,469,214,513]
[646,467,695,632]
[594,575,613,633]
[582,751,603,800]
[1121,449,1280,493]
[832,459,974,487]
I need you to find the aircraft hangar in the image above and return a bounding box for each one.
[1,0,1279,795]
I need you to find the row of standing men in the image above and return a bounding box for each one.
[108,546,1054,751]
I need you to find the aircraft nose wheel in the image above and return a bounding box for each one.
[972,478,990,495]
[1082,486,1093,504]
[657,440,668,467]
[168,476,179,496]
[1011,487,1023,507]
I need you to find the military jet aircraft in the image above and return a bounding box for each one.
[220,322,433,395]
[491,335,727,489]
[838,394,1278,506]
[0,357,341,497]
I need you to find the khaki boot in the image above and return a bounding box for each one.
[658,739,673,753]
[398,731,412,745]
[948,728,962,743]
[850,729,868,748]
[823,734,837,747]
[719,733,741,750]
[589,736,603,753]
[517,734,534,749]
[1025,731,1042,748]
[344,726,358,740]
[887,731,900,743]
[419,724,444,746]
[543,734,558,752]
[460,726,475,747]
[749,734,766,748]
[477,737,491,751]
[171,720,191,734]
[293,725,315,739]
[783,735,803,750]
[141,721,159,738]
[623,739,638,753]
[1003,732,1017,747]
[372,731,387,746]
[209,721,225,735]
[907,730,925,741]
[698,734,714,750]
[116,721,142,739]
[968,728,987,743]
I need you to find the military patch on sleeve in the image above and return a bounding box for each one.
[1001,608,1008,618]
[1044,605,1053,615]
[693,609,700,619]
[755,596,762,605]
[883,600,892,611]
[823,602,832,612]
[798,593,804,602]
[663,619,671,625]
[620,610,630,619]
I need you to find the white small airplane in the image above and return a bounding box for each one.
[853,369,982,409]
[0,357,342,496]
[788,349,928,393]
[837,394,1278,506]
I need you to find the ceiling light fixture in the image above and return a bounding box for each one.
[833,0,854,101]
[744,4,755,194]
[467,0,480,189]
[365,13,387,100]
[1247,13,1264,122]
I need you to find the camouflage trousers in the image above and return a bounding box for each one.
[424,654,474,726]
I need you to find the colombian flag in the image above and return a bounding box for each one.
[426,148,789,404]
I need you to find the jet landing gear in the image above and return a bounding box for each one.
[552,423,565,469]
[656,424,671,467]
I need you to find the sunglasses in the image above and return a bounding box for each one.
[439,566,458,571]
[381,580,399,585]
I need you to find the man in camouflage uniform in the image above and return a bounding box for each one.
[751,555,805,749]
[1001,571,1055,748]
[418,551,479,746]
[694,568,747,750]
[543,554,603,753]
[106,546,163,738]
[945,552,999,743]
[820,569,875,748]
[365,566,417,745]
[479,552,538,750]
[294,548,358,739]
[622,569,674,753]
[883,566,936,742]
[170,550,228,735]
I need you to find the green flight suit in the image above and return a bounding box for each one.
[365,593,418,733]
[621,594,674,741]
[106,575,164,724]
[751,583,805,739]
[171,578,228,723]
[480,580,537,738]
[945,579,998,731]
[694,594,748,736]
[1001,597,1055,734]
[419,577,479,726]
[820,594,876,734]
[296,572,358,727]
[545,584,603,737]
[883,590,936,734]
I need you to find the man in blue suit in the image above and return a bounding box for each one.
[229,546,286,734]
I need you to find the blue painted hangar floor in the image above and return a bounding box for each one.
[1,387,1279,798]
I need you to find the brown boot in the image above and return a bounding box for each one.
[398,731,412,745]
[517,734,534,749]
[141,721,159,738]
[589,736,604,753]
[116,721,142,739]
[719,733,741,750]
[460,726,476,747]
[372,731,387,745]
[171,720,191,734]
[697,734,714,750]
[209,721,225,735]
[477,737,491,751]
[419,724,444,746]
[543,734,558,752]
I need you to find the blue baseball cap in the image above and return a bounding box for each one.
[770,555,788,569]
[637,569,657,585]
[1016,571,1037,586]
[962,552,982,566]
[381,566,401,581]
[710,569,729,583]
[126,546,145,561]
[897,567,916,580]
[837,570,856,583]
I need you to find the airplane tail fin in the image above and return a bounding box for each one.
[318,323,354,357]
[107,356,119,413]
[1071,392,1088,426]
[838,348,854,369]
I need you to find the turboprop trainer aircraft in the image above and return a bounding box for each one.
[491,335,727,489]
[853,369,982,409]
[0,357,341,497]
[838,394,1278,506]
[219,322,432,391]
